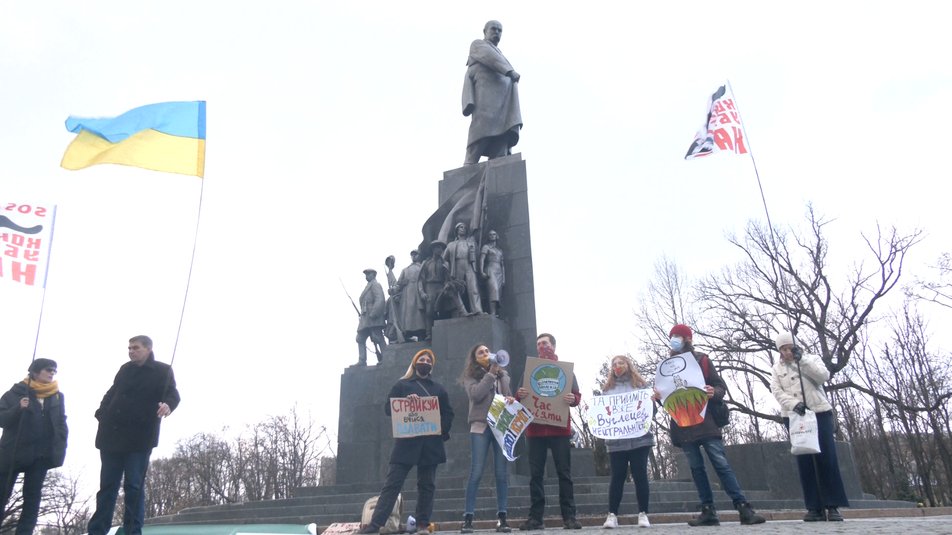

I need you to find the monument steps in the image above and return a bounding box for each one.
[147,476,914,529]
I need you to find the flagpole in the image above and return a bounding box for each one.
[162,178,205,397]
[726,80,802,336]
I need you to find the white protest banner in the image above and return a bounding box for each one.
[655,352,708,427]
[390,396,441,438]
[0,201,56,288]
[588,388,653,439]
[486,394,533,461]
[521,357,574,427]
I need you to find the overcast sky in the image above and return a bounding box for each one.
[2,0,950,497]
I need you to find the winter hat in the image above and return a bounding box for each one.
[28,358,58,375]
[774,332,794,350]
[669,324,693,340]
[402,348,437,379]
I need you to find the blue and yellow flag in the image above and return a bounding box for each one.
[61,101,206,177]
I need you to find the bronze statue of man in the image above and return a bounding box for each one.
[356,268,387,364]
[462,20,522,165]
[444,222,482,315]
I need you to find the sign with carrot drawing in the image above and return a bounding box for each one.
[655,352,708,427]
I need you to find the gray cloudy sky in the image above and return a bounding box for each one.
[2,0,950,497]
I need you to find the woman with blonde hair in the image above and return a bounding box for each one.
[458,344,514,533]
[359,349,454,535]
[601,355,653,529]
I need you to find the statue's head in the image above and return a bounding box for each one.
[455,221,468,237]
[410,249,419,261]
[488,229,498,241]
[483,20,503,45]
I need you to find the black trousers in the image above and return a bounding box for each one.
[371,463,437,527]
[608,446,651,514]
[527,435,576,520]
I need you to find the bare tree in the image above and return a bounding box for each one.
[908,252,952,310]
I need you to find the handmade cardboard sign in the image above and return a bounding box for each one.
[390,396,441,437]
[521,357,574,427]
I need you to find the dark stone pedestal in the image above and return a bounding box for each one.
[336,155,538,485]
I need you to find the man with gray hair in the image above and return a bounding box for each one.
[462,20,522,165]
[87,335,180,535]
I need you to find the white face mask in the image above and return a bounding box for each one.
[669,336,684,352]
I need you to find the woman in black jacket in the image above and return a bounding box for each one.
[0,358,68,535]
[359,349,454,534]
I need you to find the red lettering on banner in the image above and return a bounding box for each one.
[12,261,37,286]
[0,233,8,243]
[25,237,41,249]
[533,397,552,411]
[713,128,734,151]
[732,126,747,154]
[24,250,38,262]
[4,245,16,258]
[391,397,439,413]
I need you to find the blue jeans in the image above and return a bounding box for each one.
[0,460,49,535]
[681,438,747,506]
[87,450,152,535]
[464,428,510,515]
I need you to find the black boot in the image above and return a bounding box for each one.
[496,512,512,533]
[687,504,720,527]
[803,509,826,522]
[826,507,844,521]
[736,502,766,525]
[461,514,474,534]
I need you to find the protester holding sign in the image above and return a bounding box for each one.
[359,349,453,535]
[600,356,654,529]
[770,332,849,522]
[458,344,514,534]
[654,325,765,527]
[515,333,582,531]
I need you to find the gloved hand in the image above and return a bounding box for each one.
[792,346,803,361]
[792,402,807,416]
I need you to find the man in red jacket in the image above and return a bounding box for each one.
[515,333,582,530]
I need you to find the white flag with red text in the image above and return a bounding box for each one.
[1,201,56,288]
[684,84,749,159]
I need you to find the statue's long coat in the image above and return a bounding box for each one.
[462,39,522,151]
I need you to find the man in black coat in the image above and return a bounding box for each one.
[87,335,181,535]
[359,349,453,534]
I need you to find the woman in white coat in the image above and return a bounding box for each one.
[770,332,849,522]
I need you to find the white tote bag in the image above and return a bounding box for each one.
[789,409,821,455]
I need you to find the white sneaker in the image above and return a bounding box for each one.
[638,512,650,528]
[602,513,618,529]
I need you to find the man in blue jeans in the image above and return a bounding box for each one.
[657,325,765,527]
[87,335,180,535]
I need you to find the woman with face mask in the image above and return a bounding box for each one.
[601,355,654,529]
[0,359,68,535]
[458,344,514,533]
[359,350,454,535]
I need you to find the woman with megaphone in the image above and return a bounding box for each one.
[458,344,514,534]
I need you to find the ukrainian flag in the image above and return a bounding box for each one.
[61,101,206,177]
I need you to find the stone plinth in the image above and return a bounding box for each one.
[336,155,537,485]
